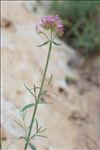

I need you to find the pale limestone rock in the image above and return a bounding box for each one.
[1,1,100,150]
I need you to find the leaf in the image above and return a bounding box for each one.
[39,128,47,133]
[33,84,36,94]
[38,90,47,97]
[29,134,36,141]
[24,84,35,98]
[35,119,38,132]
[21,103,35,112]
[38,126,42,132]
[29,143,37,150]
[48,74,53,85]
[31,86,40,91]
[36,134,47,138]
[20,109,26,120]
[53,41,61,46]
[13,119,25,131]
[38,41,50,47]
[26,125,30,131]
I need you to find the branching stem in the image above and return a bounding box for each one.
[24,30,53,150]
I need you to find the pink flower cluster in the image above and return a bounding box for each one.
[36,15,64,37]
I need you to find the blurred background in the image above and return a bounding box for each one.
[1,1,100,150]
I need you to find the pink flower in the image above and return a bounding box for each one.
[56,24,64,36]
[36,15,64,37]
[35,25,43,35]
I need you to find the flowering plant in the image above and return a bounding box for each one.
[16,15,63,150]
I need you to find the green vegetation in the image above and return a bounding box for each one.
[49,1,100,56]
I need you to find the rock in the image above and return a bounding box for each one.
[76,88,100,150]
[68,110,87,122]
[1,18,12,28]
[57,80,68,94]
[89,59,100,86]
[65,75,77,85]
[1,1,100,150]
[67,54,85,69]
[67,95,89,124]
[80,56,100,87]
[78,79,92,95]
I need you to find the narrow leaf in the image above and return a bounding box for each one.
[21,103,35,112]
[38,41,50,47]
[13,119,25,131]
[27,125,30,131]
[38,90,47,97]
[53,41,61,46]
[35,119,38,132]
[31,86,40,90]
[38,126,42,132]
[29,134,36,141]
[20,109,26,121]
[33,84,36,94]
[29,143,37,150]
[48,74,53,85]
[36,134,47,138]
[24,84,35,97]
[39,128,47,133]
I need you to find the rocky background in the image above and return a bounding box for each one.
[1,1,100,150]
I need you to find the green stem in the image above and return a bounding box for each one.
[24,34,53,150]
